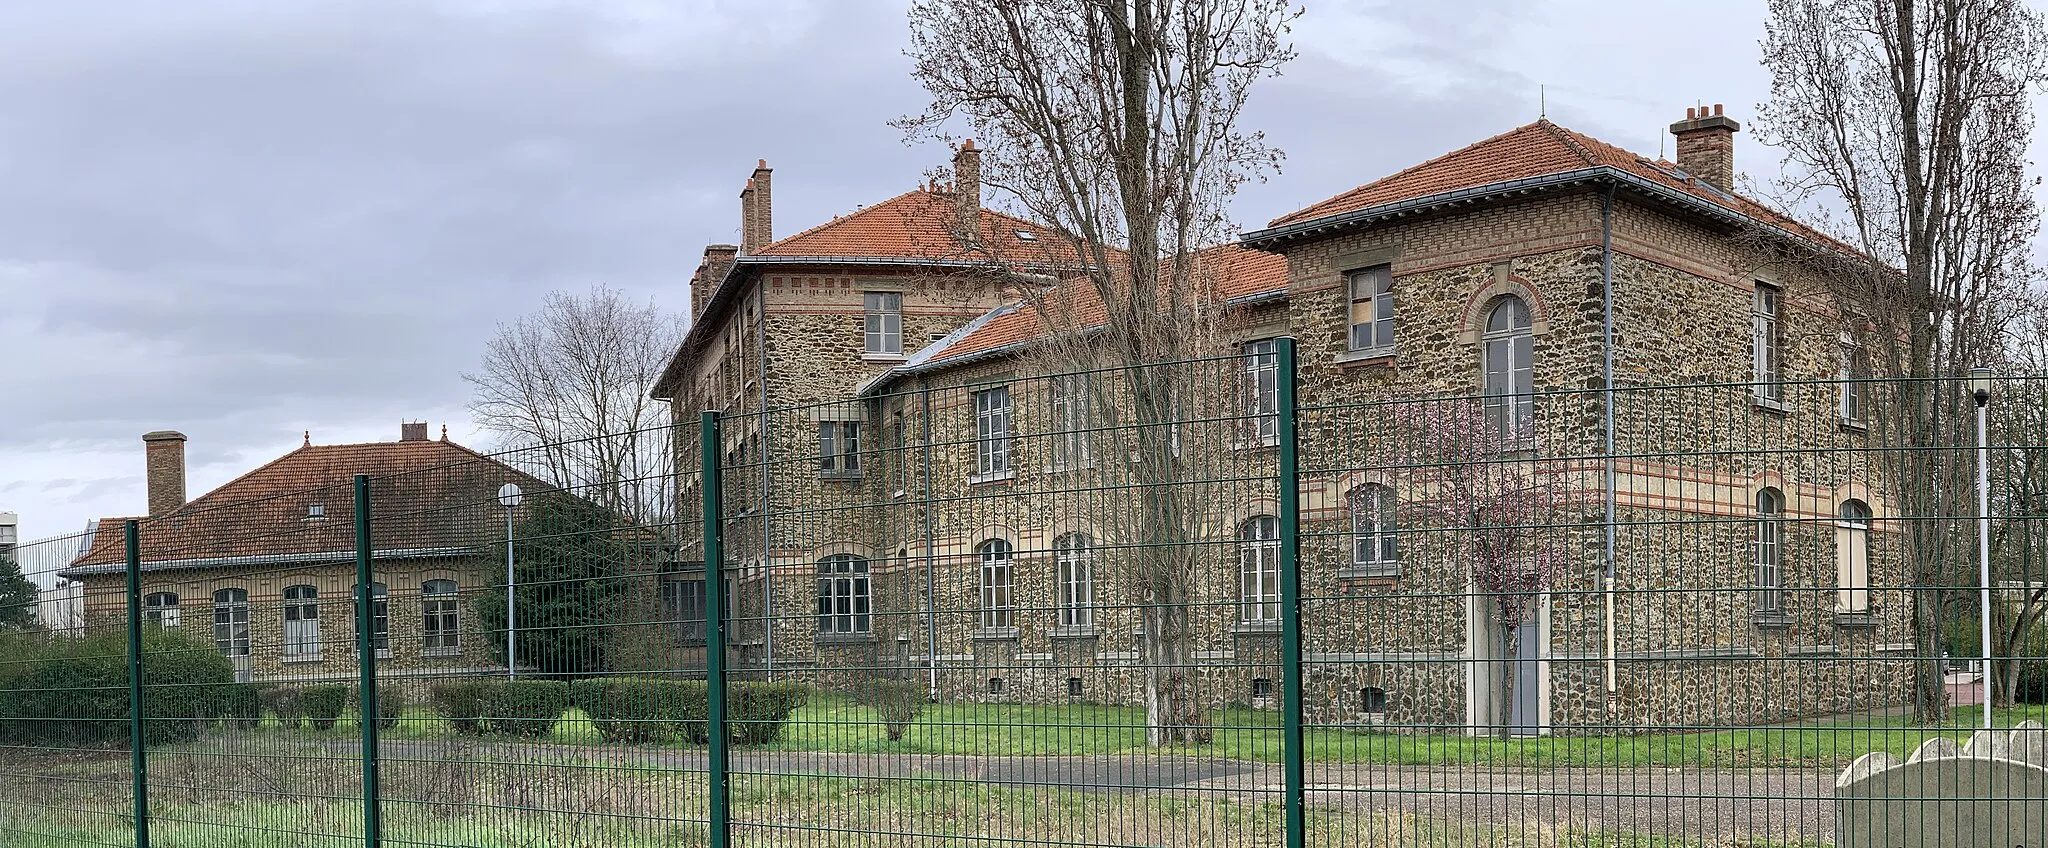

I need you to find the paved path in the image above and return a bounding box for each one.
[369,741,1838,841]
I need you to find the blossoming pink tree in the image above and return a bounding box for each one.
[1392,397,1575,738]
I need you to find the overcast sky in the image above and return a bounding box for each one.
[0,0,1803,555]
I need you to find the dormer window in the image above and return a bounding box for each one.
[1014,230,1037,241]
[305,503,327,521]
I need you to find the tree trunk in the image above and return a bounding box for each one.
[1496,617,1518,741]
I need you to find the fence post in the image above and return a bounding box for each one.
[1275,337,1306,848]
[353,474,382,848]
[700,412,731,848]
[124,520,151,848]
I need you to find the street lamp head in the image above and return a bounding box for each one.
[496,483,524,508]
[1968,367,1994,407]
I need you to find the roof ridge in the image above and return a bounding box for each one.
[755,187,930,254]
[1270,121,1554,226]
[1536,119,1600,168]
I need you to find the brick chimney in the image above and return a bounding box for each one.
[400,421,429,441]
[1669,103,1740,191]
[691,244,740,319]
[142,430,187,517]
[739,160,773,254]
[953,140,981,238]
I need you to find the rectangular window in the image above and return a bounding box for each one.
[283,587,320,657]
[662,576,736,641]
[864,292,903,355]
[818,421,861,475]
[1051,373,1092,468]
[1839,334,1868,425]
[1242,339,1280,445]
[1347,265,1395,353]
[974,386,1012,477]
[422,580,460,653]
[1753,285,1783,403]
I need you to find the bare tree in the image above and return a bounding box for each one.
[465,285,687,523]
[900,0,1297,745]
[1757,0,2046,723]
[1989,307,2048,704]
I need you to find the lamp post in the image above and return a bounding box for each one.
[497,483,524,680]
[1968,367,1993,729]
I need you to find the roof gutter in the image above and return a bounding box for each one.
[60,545,479,579]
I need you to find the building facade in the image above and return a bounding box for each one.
[661,107,1909,733]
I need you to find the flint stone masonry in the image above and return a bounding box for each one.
[1834,722,2048,847]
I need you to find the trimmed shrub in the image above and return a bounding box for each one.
[578,678,701,744]
[0,629,234,747]
[477,679,571,738]
[214,682,262,730]
[429,680,493,735]
[301,685,350,731]
[260,686,306,729]
[852,679,926,742]
[726,681,806,746]
[352,685,405,731]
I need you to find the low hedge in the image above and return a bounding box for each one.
[213,682,262,730]
[727,681,806,745]
[477,679,571,738]
[577,678,700,744]
[0,629,235,747]
[300,685,350,730]
[350,685,405,731]
[429,680,493,734]
[261,686,306,729]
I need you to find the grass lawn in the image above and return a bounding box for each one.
[222,695,2048,770]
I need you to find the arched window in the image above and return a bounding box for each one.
[422,579,460,653]
[143,592,181,629]
[353,582,390,656]
[1349,484,1398,571]
[1481,296,1534,434]
[1055,533,1094,628]
[212,588,250,658]
[282,585,319,657]
[978,539,1014,630]
[1837,499,1872,614]
[1239,516,1280,623]
[1755,489,1783,613]
[816,554,870,634]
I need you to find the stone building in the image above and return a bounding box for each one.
[660,107,1912,734]
[63,424,555,685]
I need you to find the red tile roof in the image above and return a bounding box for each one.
[1265,119,1855,255]
[916,244,1288,367]
[753,187,1085,264]
[66,439,555,574]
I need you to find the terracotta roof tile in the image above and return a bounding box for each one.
[66,439,555,573]
[1268,119,1855,255]
[919,244,1287,366]
[754,188,1084,264]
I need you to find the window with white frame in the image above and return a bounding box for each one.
[978,539,1014,630]
[1754,285,1784,403]
[422,579,460,653]
[1051,373,1092,468]
[1347,265,1395,353]
[353,582,390,655]
[1349,484,1398,571]
[1755,489,1783,613]
[974,386,1012,477]
[1239,516,1280,623]
[1055,532,1094,628]
[816,554,871,635]
[1242,339,1280,445]
[1839,334,1868,425]
[213,588,250,657]
[864,292,903,355]
[282,585,319,657]
[819,420,861,475]
[1481,296,1534,435]
[1836,499,1872,614]
[144,592,181,628]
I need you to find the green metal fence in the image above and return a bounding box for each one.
[2,340,2046,846]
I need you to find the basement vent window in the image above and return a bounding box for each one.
[1361,687,1388,714]
[1066,677,1083,697]
[988,677,1006,696]
[1250,678,1273,699]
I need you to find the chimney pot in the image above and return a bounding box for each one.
[952,140,982,241]
[1714,103,1723,116]
[142,430,188,517]
[740,161,773,253]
